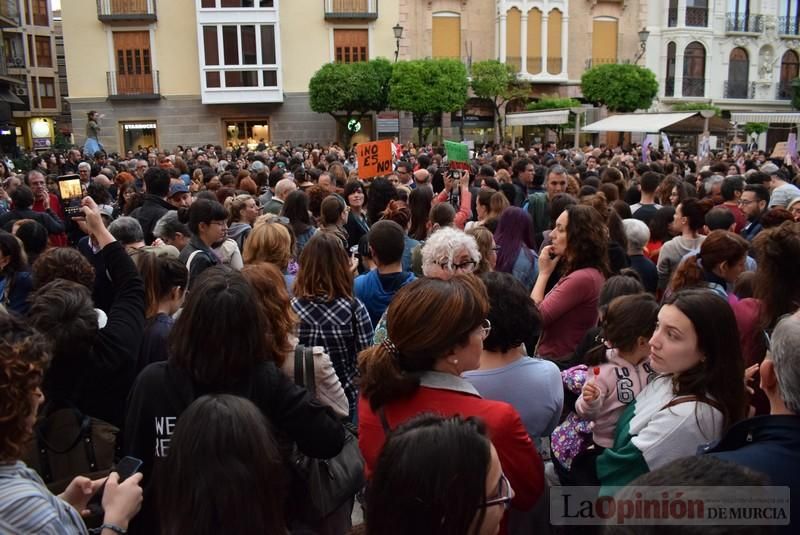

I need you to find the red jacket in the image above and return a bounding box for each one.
[358,372,544,513]
[32,193,67,246]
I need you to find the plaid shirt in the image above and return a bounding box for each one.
[291,296,374,415]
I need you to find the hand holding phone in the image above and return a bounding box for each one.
[87,456,143,516]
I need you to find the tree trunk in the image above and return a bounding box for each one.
[416,114,425,146]
[493,101,502,145]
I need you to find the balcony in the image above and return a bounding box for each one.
[726,12,763,33]
[324,0,377,21]
[668,7,678,27]
[723,80,753,99]
[96,0,157,23]
[778,16,800,36]
[584,57,620,70]
[682,77,705,97]
[0,0,20,27]
[777,80,794,100]
[107,70,161,100]
[686,7,708,27]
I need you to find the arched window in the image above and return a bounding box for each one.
[527,8,542,74]
[726,47,749,98]
[779,49,799,98]
[665,42,676,96]
[683,41,706,96]
[432,12,461,59]
[547,9,563,74]
[506,8,521,71]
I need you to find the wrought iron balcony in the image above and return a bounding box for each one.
[97,0,157,23]
[726,12,763,32]
[723,80,753,99]
[324,0,377,20]
[107,70,160,99]
[584,57,620,70]
[778,16,800,36]
[682,77,705,97]
[686,7,708,27]
[0,0,20,27]
[777,80,794,100]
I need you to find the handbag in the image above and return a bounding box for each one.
[22,402,118,494]
[290,344,365,520]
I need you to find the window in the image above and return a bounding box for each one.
[112,31,154,95]
[432,12,460,59]
[665,42,676,96]
[547,9,562,74]
[505,8,521,71]
[668,0,678,27]
[779,50,799,99]
[38,77,55,108]
[686,0,708,27]
[202,24,279,88]
[334,29,368,63]
[591,18,618,67]
[728,0,750,15]
[35,36,52,68]
[527,8,542,74]
[726,47,749,98]
[682,41,706,96]
[31,0,48,26]
[3,34,23,67]
[779,1,800,34]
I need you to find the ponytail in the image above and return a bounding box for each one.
[135,252,189,318]
[669,255,704,294]
[358,343,421,411]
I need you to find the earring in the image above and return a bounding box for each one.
[451,359,459,365]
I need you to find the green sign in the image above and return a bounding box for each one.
[444,140,469,163]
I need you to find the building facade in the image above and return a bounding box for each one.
[1,0,61,152]
[646,0,799,110]
[62,0,400,154]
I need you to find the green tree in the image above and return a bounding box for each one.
[470,60,528,144]
[389,58,469,144]
[581,63,658,113]
[309,58,393,147]
[526,96,581,145]
[671,102,722,116]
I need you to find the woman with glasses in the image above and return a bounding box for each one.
[493,207,539,292]
[177,199,226,286]
[358,276,544,530]
[532,204,610,368]
[420,226,481,280]
[365,414,514,535]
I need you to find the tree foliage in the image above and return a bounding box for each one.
[309,58,393,145]
[744,122,769,136]
[470,60,528,143]
[526,97,581,145]
[389,59,469,144]
[671,102,722,116]
[581,64,658,113]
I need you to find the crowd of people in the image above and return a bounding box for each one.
[0,138,799,534]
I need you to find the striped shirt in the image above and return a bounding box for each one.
[0,461,87,534]
[291,296,374,416]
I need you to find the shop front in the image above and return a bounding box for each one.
[120,121,159,153]
[224,119,270,150]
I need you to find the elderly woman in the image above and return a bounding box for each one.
[0,313,143,534]
[623,218,657,293]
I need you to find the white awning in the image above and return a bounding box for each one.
[582,112,697,133]
[730,112,800,124]
[505,109,570,126]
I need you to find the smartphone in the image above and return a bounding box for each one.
[57,174,83,218]
[349,245,359,259]
[87,456,143,516]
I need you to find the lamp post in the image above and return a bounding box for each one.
[699,108,715,137]
[633,28,650,65]
[393,23,404,63]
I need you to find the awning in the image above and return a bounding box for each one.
[0,88,23,105]
[730,112,800,124]
[582,112,697,133]
[506,109,570,126]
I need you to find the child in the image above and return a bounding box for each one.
[569,294,659,483]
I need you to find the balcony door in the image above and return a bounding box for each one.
[727,47,749,98]
[113,31,153,94]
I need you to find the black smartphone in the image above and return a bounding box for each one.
[87,456,143,516]
[57,174,83,218]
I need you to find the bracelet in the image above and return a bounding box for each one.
[89,523,127,535]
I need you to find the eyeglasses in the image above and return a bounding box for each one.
[477,472,514,510]
[738,199,756,206]
[210,221,227,229]
[437,259,477,273]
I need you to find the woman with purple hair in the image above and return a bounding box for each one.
[493,207,539,291]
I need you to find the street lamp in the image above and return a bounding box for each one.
[633,28,650,64]
[570,106,584,150]
[393,23,404,63]
[699,108,715,137]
